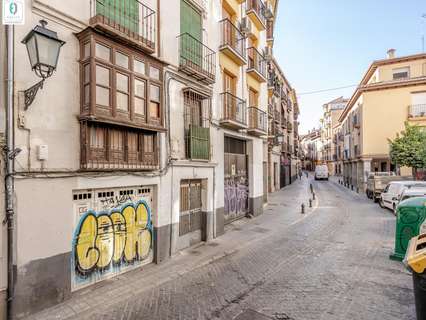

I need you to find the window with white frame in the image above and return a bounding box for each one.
[392,67,410,80]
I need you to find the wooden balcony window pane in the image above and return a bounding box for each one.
[117,92,129,111]
[84,64,90,83]
[95,43,111,61]
[149,102,160,118]
[150,66,160,80]
[144,135,154,152]
[128,132,139,162]
[116,73,129,92]
[84,85,90,104]
[134,79,146,115]
[134,59,146,75]
[135,79,145,97]
[96,86,110,106]
[149,84,160,118]
[150,84,160,102]
[83,42,90,59]
[116,51,129,69]
[96,65,110,87]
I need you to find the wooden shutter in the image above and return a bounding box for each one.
[97,0,139,32]
[181,0,202,40]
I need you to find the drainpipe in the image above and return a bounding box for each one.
[5,24,15,319]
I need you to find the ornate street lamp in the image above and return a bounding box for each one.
[21,20,65,109]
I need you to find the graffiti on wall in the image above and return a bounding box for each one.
[72,199,153,288]
[224,178,248,219]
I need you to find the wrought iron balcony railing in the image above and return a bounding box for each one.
[220,92,247,126]
[408,104,426,118]
[247,47,266,81]
[248,107,267,133]
[219,19,246,64]
[266,20,274,41]
[90,0,156,52]
[178,33,216,84]
[246,0,266,29]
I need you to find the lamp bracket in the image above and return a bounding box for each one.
[24,79,45,110]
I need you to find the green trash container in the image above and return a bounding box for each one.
[390,197,426,261]
[404,234,426,320]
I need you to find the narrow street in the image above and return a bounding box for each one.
[27,175,415,320]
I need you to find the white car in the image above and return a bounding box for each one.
[314,165,329,181]
[399,188,426,203]
[379,181,426,212]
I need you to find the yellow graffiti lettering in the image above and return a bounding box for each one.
[111,211,126,264]
[75,214,99,273]
[95,215,114,269]
[74,201,152,278]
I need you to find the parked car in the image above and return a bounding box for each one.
[379,181,426,212]
[315,165,329,180]
[366,173,412,202]
[399,188,426,202]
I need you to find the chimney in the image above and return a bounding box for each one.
[387,48,396,59]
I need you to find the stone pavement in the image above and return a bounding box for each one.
[24,175,416,320]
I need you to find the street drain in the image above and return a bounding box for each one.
[233,309,272,320]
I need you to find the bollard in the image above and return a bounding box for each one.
[301,203,305,214]
[310,183,313,194]
[309,199,312,208]
[313,192,316,200]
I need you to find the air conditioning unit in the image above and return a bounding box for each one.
[264,46,273,61]
[240,17,253,37]
[263,3,274,19]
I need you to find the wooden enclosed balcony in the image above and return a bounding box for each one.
[246,0,266,30]
[248,107,267,136]
[178,33,216,84]
[247,47,267,82]
[220,92,247,129]
[219,19,246,66]
[89,0,156,53]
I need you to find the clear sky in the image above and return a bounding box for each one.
[274,0,426,135]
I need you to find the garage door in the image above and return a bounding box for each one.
[71,186,153,290]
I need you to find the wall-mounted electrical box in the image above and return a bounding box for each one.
[37,144,48,161]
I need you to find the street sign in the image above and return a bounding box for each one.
[2,0,25,25]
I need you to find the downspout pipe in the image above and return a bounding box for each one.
[5,24,15,319]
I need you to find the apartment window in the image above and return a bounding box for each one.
[149,84,161,119]
[134,78,146,115]
[249,88,258,107]
[392,67,410,80]
[95,65,111,107]
[78,32,163,128]
[184,90,211,160]
[116,73,129,112]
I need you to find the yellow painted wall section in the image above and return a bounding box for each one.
[378,59,426,82]
[362,84,426,156]
[247,73,261,92]
[222,0,240,18]
[219,52,240,77]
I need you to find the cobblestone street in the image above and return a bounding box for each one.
[26,176,416,320]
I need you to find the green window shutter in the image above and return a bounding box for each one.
[180,0,201,40]
[180,0,202,67]
[96,0,139,33]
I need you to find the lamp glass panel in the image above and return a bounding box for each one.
[35,33,61,68]
[26,35,38,68]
